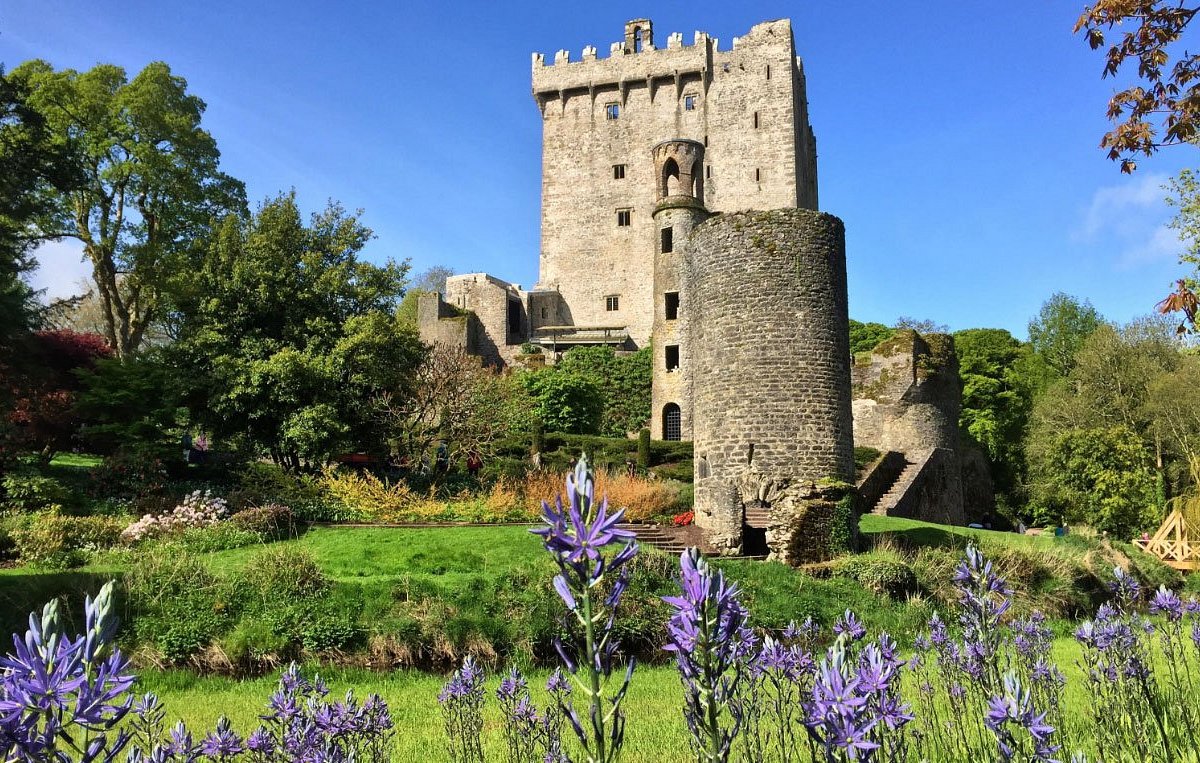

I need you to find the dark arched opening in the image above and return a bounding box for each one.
[662,403,681,441]
[662,157,680,197]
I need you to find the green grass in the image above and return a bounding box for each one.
[49,452,103,469]
[860,514,1063,549]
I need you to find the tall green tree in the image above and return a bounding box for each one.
[849,319,894,355]
[9,60,245,357]
[1026,293,1104,379]
[170,193,421,469]
[953,328,1035,499]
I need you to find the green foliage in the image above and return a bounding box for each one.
[74,353,184,457]
[853,446,881,470]
[9,60,246,357]
[831,554,920,599]
[228,504,296,541]
[165,524,263,554]
[88,451,168,501]
[1027,292,1104,378]
[1033,426,1160,538]
[637,429,651,469]
[953,328,1037,497]
[827,490,857,556]
[848,319,895,354]
[229,462,321,509]
[168,193,423,467]
[11,513,123,568]
[2,472,74,511]
[519,369,604,435]
[555,345,652,436]
[126,548,229,662]
[238,546,331,603]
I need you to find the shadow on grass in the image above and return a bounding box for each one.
[0,569,119,636]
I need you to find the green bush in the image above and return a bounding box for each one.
[239,547,330,604]
[229,504,296,540]
[168,524,264,553]
[88,451,168,501]
[650,462,694,483]
[832,554,920,599]
[125,548,230,662]
[228,461,322,510]
[12,514,124,569]
[220,617,292,666]
[2,473,75,511]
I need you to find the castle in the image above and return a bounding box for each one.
[419,18,980,560]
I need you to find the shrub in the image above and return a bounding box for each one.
[229,503,296,540]
[239,546,330,604]
[169,523,263,553]
[125,548,229,662]
[88,451,167,500]
[832,554,920,599]
[220,617,291,667]
[228,461,322,509]
[318,469,412,521]
[120,489,229,542]
[1,473,75,511]
[12,513,124,568]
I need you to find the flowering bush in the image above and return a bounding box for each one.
[121,489,230,542]
[673,510,695,527]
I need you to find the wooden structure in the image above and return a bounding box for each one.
[1133,509,1200,571]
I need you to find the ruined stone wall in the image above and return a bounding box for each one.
[416,293,474,352]
[443,274,528,368]
[686,209,853,559]
[532,19,818,348]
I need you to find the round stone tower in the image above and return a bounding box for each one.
[684,208,854,563]
[650,139,708,441]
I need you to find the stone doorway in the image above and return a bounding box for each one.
[742,499,770,556]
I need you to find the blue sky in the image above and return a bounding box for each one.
[3,1,1196,338]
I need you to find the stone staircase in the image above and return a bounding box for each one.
[619,523,687,555]
[873,456,923,515]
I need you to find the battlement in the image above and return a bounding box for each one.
[532,18,797,97]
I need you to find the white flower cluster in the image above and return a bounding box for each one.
[121,490,230,542]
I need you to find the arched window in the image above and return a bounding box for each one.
[663,403,682,441]
[662,157,680,197]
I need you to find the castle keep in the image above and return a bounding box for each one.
[419,18,979,559]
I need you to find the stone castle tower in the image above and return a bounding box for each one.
[418,18,859,559]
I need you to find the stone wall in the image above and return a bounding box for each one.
[442,273,528,368]
[532,19,819,348]
[686,208,853,561]
[416,293,474,352]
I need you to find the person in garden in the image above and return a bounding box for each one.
[466,450,483,476]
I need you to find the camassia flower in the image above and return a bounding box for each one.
[531,455,639,763]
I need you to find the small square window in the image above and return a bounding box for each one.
[665,292,679,320]
[605,102,620,120]
[684,94,697,111]
[665,345,680,371]
[617,208,632,227]
[613,164,626,180]
[605,295,620,312]
[661,226,673,253]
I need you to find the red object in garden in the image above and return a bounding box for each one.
[673,511,694,527]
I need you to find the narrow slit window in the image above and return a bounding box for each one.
[661,227,673,253]
[540,307,548,319]
[705,165,712,179]
[753,111,760,129]
[684,94,697,111]
[617,208,632,226]
[665,292,679,320]
[613,164,626,179]
[605,102,620,120]
[766,64,771,80]
[605,295,620,312]
[665,345,680,371]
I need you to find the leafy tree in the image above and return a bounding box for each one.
[894,316,949,334]
[9,60,246,357]
[520,369,603,435]
[953,328,1035,499]
[1146,356,1200,486]
[556,345,651,436]
[1074,1,1200,172]
[1026,293,1104,378]
[74,352,184,457]
[411,265,455,295]
[376,343,532,464]
[1033,426,1160,538]
[7,330,113,461]
[849,319,894,354]
[169,193,420,469]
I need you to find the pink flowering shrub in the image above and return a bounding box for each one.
[121,489,230,542]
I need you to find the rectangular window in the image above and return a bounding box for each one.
[617,208,632,226]
[706,165,712,179]
[754,168,762,182]
[683,94,696,111]
[605,295,620,312]
[665,345,680,371]
[540,307,548,319]
[661,226,673,253]
[665,292,679,320]
[753,111,760,129]
[605,102,620,120]
[613,164,626,179]
[766,64,771,80]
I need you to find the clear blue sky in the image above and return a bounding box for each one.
[3,1,1195,338]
